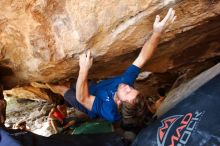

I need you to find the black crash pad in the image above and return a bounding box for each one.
[132,74,220,146]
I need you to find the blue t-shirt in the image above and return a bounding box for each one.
[89,64,140,122]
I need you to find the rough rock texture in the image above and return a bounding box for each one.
[1,0,220,136]
[4,86,50,101]
[0,0,219,89]
[5,96,76,136]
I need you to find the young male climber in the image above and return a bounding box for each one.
[47,8,176,123]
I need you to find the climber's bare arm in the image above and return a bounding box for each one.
[76,51,95,110]
[63,120,76,129]
[48,108,56,118]
[133,8,176,68]
[48,108,59,133]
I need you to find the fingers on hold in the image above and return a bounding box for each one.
[171,16,176,24]
[155,15,160,23]
[170,10,175,19]
[79,54,83,59]
[173,10,175,16]
[81,53,86,60]
[82,53,86,58]
[166,8,172,18]
[163,8,173,22]
[87,50,91,57]
[169,8,173,13]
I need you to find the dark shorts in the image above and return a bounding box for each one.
[63,85,97,119]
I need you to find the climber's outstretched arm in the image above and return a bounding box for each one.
[133,8,176,68]
[76,50,95,110]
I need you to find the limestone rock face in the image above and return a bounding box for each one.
[0,0,220,89]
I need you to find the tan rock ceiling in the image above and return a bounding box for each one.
[0,0,219,89]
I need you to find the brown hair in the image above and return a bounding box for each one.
[121,93,147,131]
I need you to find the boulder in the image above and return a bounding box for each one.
[0,0,219,89]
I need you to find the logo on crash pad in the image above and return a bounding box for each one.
[157,111,204,146]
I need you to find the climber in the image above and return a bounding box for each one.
[48,104,76,134]
[46,8,176,123]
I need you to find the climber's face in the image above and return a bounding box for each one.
[117,83,139,104]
